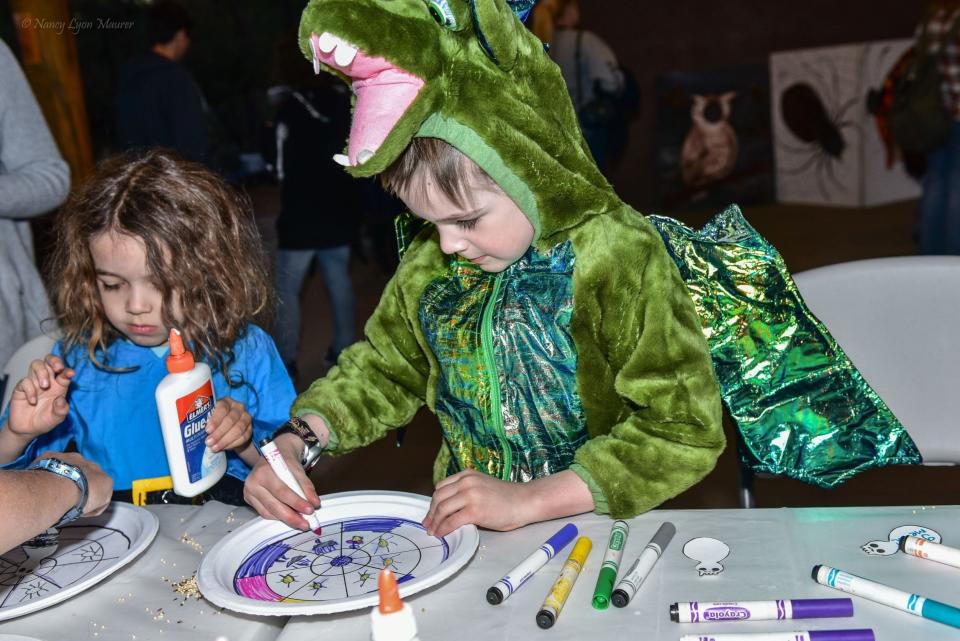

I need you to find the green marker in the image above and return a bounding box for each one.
[592,520,629,610]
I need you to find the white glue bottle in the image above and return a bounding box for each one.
[371,569,420,641]
[155,328,226,496]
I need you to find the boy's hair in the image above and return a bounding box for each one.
[146,1,192,46]
[48,149,273,375]
[380,137,496,209]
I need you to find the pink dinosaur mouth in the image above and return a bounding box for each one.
[309,32,424,167]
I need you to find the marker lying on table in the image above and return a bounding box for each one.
[536,536,592,629]
[612,521,675,608]
[900,535,960,570]
[486,523,577,605]
[258,438,321,530]
[678,630,874,641]
[812,564,960,629]
[592,519,629,609]
[670,597,853,622]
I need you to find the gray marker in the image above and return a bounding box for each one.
[611,522,676,608]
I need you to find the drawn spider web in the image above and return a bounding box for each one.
[0,525,132,609]
[233,517,450,603]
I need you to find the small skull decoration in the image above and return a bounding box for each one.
[861,540,899,556]
[683,537,730,577]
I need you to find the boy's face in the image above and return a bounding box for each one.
[90,232,181,347]
[400,178,534,273]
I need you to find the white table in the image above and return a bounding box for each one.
[2,504,958,641]
[0,502,285,641]
[276,505,960,641]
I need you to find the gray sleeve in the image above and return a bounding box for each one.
[0,41,70,220]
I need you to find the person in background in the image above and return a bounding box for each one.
[270,51,361,378]
[115,0,209,164]
[532,0,623,171]
[0,40,70,393]
[0,452,112,555]
[917,0,960,254]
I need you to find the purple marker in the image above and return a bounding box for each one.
[671,598,854,623]
[486,523,577,605]
[678,631,874,641]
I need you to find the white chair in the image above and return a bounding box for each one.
[1,334,58,416]
[739,256,960,507]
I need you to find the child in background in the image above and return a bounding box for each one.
[243,0,723,534]
[0,150,295,505]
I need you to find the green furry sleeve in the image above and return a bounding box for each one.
[291,234,444,453]
[569,210,725,518]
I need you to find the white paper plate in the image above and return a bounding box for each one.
[0,502,159,621]
[198,490,479,616]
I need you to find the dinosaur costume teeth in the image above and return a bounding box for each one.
[308,31,424,167]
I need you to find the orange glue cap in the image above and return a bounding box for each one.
[166,328,195,373]
[378,569,403,614]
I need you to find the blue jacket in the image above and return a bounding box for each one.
[1,325,295,489]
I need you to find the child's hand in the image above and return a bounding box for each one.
[206,398,252,452]
[422,470,533,537]
[243,432,321,530]
[6,356,74,439]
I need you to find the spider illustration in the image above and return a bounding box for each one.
[777,57,862,200]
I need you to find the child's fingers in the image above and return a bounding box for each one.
[426,493,470,538]
[28,359,51,390]
[44,354,66,375]
[52,395,70,419]
[433,469,472,490]
[52,367,75,389]
[432,508,474,538]
[14,377,39,404]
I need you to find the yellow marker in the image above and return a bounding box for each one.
[536,536,592,629]
[131,476,173,506]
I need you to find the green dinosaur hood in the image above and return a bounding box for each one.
[298,0,623,248]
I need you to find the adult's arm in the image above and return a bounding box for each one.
[0,452,112,554]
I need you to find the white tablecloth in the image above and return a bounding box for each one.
[2,504,958,641]
[276,505,960,641]
[0,502,285,641]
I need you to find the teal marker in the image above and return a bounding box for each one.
[592,520,629,610]
[813,564,960,629]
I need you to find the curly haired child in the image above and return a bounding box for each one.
[0,150,296,504]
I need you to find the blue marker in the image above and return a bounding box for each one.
[486,523,578,605]
[813,564,960,629]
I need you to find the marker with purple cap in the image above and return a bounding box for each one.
[671,598,854,623]
[678,630,874,641]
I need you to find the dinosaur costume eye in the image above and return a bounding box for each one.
[426,0,457,29]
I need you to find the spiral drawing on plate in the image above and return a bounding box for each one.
[233,517,449,602]
[0,525,132,609]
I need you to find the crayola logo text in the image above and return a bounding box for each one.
[704,607,750,620]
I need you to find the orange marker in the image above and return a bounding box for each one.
[371,569,420,641]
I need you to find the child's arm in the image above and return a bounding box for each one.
[0,355,74,465]
[422,469,594,537]
[568,217,725,518]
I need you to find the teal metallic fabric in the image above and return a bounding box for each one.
[419,241,587,481]
[649,206,920,488]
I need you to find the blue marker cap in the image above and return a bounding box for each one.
[544,523,578,554]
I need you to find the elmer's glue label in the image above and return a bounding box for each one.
[155,328,226,497]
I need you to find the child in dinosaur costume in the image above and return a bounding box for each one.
[245,0,920,533]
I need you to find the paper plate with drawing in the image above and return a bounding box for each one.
[655,64,774,211]
[771,39,921,207]
[0,503,159,621]
[197,491,479,615]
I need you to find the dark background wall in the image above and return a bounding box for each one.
[582,1,925,210]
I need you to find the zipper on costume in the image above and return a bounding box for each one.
[480,273,511,481]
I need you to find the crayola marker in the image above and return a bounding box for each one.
[486,523,578,604]
[536,537,592,629]
[592,520,628,609]
[678,631,874,641]
[900,535,960,570]
[612,521,675,608]
[670,597,853,622]
[813,564,960,629]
